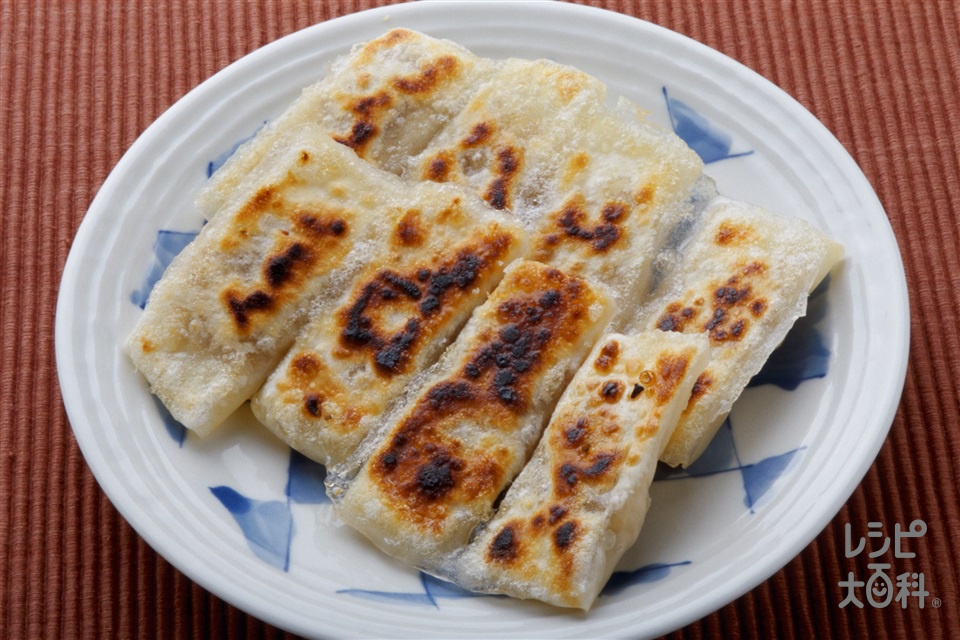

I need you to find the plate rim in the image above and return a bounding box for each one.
[55,1,910,637]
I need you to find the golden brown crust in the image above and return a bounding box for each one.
[253,185,528,464]
[456,332,710,609]
[629,198,843,467]
[330,36,467,158]
[366,263,608,534]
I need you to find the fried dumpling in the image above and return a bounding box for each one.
[454,331,709,609]
[411,58,703,326]
[328,260,615,571]
[628,197,844,467]
[125,125,503,436]
[251,190,527,466]
[197,28,494,215]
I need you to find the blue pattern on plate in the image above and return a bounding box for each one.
[339,572,492,608]
[740,449,802,510]
[339,560,690,607]
[655,419,806,514]
[210,485,294,571]
[130,229,200,309]
[600,561,692,596]
[153,395,187,447]
[663,87,753,164]
[211,449,328,572]
[748,276,832,390]
[286,449,330,504]
[206,121,267,178]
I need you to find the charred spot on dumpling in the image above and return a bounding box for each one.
[373,318,421,373]
[497,146,519,176]
[303,393,323,417]
[540,290,561,308]
[553,521,577,550]
[339,274,420,375]
[483,146,521,211]
[656,301,699,333]
[485,179,509,210]
[602,202,627,222]
[394,210,425,246]
[461,265,598,411]
[425,380,476,410]
[461,122,493,147]
[337,239,506,376]
[548,504,567,524]
[585,453,614,476]
[379,449,399,469]
[333,91,393,153]
[488,524,519,562]
[419,296,440,314]
[334,120,377,152]
[559,463,578,487]
[361,229,511,368]
[392,55,460,94]
[265,242,311,288]
[593,340,620,372]
[704,307,727,333]
[702,280,756,342]
[601,380,624,402]
[555,452,616,493]
[297,150,311,165]
[678,263,771,343]
[565,417,588,445]
[714,284,751,306]
[463,290,561,407]
[425,152,453,182]
[546,196,627,253]
[415,453,462,499]
[731,318,747,338]
[224,289,273,331]
[426,252,483,297]
[351,92,393,117]
[689,371,713,402]
[296,213,348,238]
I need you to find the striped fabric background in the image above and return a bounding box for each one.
[1,1,957,637]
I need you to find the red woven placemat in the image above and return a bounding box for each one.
[2,1,957,637]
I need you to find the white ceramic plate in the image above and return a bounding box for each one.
[55,2,908,638]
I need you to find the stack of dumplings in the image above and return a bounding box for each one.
[125,29,842,609]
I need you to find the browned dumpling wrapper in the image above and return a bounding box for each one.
[196,28,493,215]
[328,260,615,571]
[201,28,703,329]
[252,192,528,466]
[410,58,703,326]
[453,331,709,609]
[125,126,510,436]
[629,197,844,467]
